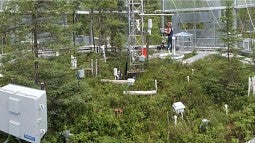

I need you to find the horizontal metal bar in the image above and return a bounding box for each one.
[139,13,174,16]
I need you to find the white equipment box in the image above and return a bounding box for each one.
[0,84,47,143]
[172,102,185,114]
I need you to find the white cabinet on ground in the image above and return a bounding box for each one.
[0,84,47,143]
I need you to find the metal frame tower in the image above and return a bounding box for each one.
[126,0,144,74]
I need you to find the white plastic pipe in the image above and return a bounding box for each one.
[148,19,152,29]
[95,59,98,76]
[224,104,228,115]
[136,19,140,31]
[180,112,184,120]
[91,59,94,75]
[127,78,135,86]
[123,90,157,95]
[56,51,59,57]
[155,80,158,91]
[248,77,251,96]
[101,79,133,84]
[114,68,118,79]
[148,19,152,35]
[70,55,75,69]
[252,76,255,95]
[102,46,106,63]
[74,57,77,69]
[172,37,176,55]
[174,115,177,125]
[123,80,157,95]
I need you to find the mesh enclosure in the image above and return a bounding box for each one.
[162,0,255,48]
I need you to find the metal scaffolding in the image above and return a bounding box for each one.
[126,0,144,74]
[163,0,255,49]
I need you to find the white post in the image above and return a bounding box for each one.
[95,59,98,76]
[1,36,3,55]
[167,111,169,125]
[148,19,152,35]
[91,59,94,76]
[174,115,177,125]
[187,76,190,82]
[71,55,74,68]
[155,80,158,91]
[55,51,59,57]
[73,57,77,69]
[180,112,184,120]
[102,46,106,63]
[224,104,228,115]
[172,37,176,55]
[252,76,255,96]
[136,19,140,31]
[114,68,118,80]
[248,77,251,96]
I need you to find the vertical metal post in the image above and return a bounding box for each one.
[161,0,164,29]
[214,10,216,48]
[194,1,197,48]
[233,0,237,30]
[89,11,93,46]
[233,0,238,48]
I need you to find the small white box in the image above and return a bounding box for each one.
[172,102,185,114]
[77,69,85,79]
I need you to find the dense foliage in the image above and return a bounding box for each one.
[1,51,255,142]
[0,0,255,143]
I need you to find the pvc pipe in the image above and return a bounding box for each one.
[148,19,152,29]
[172,37,176,55]
[136,19,140,31]
[101,79,133,84]
[224,104,228,115]
[155,80,158,91]
[73,57,77,69]
[248,77,251,96]
[95,59,98,76]
[174,115,177,125]
[91,59,93,75]
[123,90,157,95]
[180,112,184,120]
[123,80,157,95]
[114,68,118,79]
[251,77,255,96]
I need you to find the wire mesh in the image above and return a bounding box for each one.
[163,0,255,48]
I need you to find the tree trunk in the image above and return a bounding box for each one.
[32,2,39,84]
[32,13,38,58]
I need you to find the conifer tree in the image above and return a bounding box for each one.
[219,0,239,62]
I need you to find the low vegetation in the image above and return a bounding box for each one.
[0,50,255,142]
